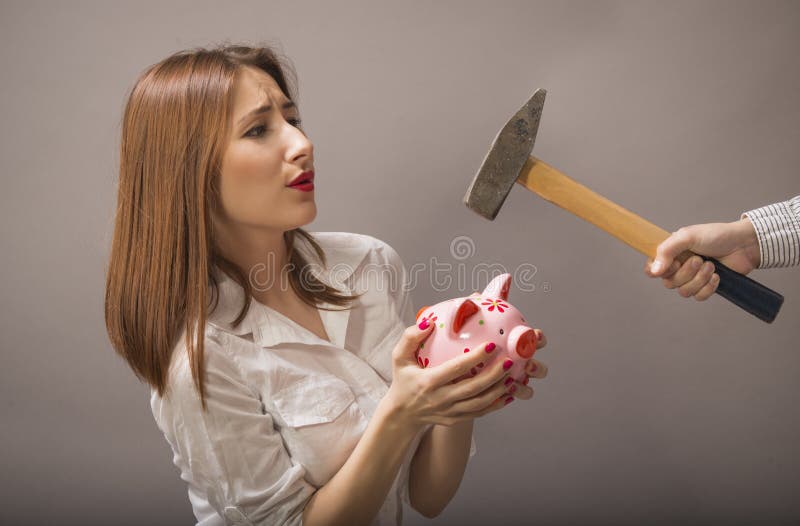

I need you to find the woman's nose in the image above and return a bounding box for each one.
[284,122,313,163]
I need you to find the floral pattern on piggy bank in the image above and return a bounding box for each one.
[414,273,537,382]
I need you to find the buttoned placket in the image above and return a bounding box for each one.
[249,278,391,412]
[209,242,393,405]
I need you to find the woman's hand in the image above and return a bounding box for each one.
[510,328,548,400]
[383,322,549,429]
[644,218,761,301]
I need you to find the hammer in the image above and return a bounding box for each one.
[463,89,784,323]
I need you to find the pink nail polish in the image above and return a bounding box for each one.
[523,377,530,386]
[504,377,514,386]
[504,396,514,405]
[503,359,513,370]
[418,319,429,330]
[477,363,484,369]
[529,364,537,373]
[485,342,496,353]
[509,385,517,394]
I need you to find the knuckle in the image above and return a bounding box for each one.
[675,226,692,240]
[496,383,510,398]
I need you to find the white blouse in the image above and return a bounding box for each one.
[150,231,476,525]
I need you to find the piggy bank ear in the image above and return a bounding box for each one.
[416,306,430,322]
[482,273,512,301]
[452,299,480,333]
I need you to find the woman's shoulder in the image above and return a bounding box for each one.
[154,325,247,405]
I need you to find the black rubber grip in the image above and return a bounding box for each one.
[703,256,784,323]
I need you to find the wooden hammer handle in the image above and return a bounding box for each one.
[517,156,669,258]
[516,156,784,323]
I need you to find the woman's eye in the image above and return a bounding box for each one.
[244,125,266,138]
[244,119,302,138]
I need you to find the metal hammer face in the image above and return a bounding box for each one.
[463,88,546,220]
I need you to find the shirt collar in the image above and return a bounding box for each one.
[207,233,370,349]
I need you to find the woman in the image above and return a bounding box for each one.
[104,43,549,525]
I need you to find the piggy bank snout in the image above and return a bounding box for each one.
[507,326,537,359]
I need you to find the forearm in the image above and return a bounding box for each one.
[408,419,474,517]
[302,398,422,526]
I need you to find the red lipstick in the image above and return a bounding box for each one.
[287,171,315,192]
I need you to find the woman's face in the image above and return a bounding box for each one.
[215,66,316,235]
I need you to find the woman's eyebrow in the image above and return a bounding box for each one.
[238,101,296,126]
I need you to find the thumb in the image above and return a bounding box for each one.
[394,318,436,364]
[650,228,695,276]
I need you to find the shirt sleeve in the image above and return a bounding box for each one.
[741,195,800,268]
[379,240,478,509]
[157,328,316,526]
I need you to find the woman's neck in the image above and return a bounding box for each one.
[215,224,294,305]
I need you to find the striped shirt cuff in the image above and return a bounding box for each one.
[741,195,800,269]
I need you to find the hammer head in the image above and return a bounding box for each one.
[463,88,546,220]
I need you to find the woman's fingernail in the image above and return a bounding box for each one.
[504,377,514,386]
[503,359,513,370]
[508,385,517,394]
[504,396,514,405]
[418,319,429,330]
[470,367,477,376]
[477,362,484,369]
[523,377,530,385]
[485,342,496,353]
[529,363,537,373]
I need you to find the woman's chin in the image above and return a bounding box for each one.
[293,202,317,227]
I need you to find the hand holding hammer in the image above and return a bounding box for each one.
[463,89,784,323]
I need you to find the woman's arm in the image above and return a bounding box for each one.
[407,420,474,518]
[302,397,423,526]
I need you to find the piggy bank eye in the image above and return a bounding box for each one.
[499,328,504,335]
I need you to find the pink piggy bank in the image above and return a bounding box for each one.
[414,273,537,382]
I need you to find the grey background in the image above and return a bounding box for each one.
[1,1,798,524]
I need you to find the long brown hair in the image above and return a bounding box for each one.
[105,43,361,410]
